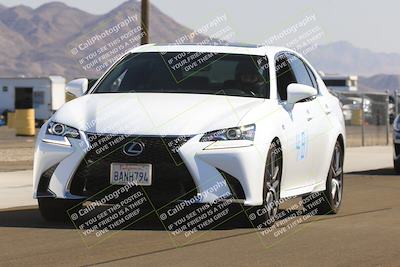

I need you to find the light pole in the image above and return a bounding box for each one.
[141,0,149,45]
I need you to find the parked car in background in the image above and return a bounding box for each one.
[393,115,400,173]
[389,95,396,124]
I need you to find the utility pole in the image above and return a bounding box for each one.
[140,0,149,45]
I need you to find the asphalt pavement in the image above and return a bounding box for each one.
[0,169,399,267]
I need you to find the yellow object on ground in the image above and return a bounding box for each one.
[7,112,16,129]
[351,110,362,126]
[15,109,35,136]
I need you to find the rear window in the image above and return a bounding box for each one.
[93,52,270,98]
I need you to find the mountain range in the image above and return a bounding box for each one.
[358,74,400,92]
[0,0,198,79]
[0,1,400,92]
[307,41,400,77]
[306,41,400,92]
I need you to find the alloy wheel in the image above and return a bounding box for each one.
[265,145,281,219]
[330,143,343,208]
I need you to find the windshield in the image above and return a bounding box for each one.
[93,52,270,98]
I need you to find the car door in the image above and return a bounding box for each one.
[275,53,314,191]
[304,62,337,182]
[286,53,332,184]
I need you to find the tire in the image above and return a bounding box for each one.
[249,140,282,228]
[394,159,400,174]
[303,140,344,215]
[38,198,82,222]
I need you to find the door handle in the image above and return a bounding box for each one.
[306,110,313,121]
[324,104,331,115]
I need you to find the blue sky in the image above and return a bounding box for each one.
[1,0,398,54]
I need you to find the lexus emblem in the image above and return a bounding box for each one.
[123,141,145,156]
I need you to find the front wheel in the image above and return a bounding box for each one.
[304,140,344,215]
[38,198,82,222]
[249,140,282,228]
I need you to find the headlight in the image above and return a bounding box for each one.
[200,124,256,142]
[394,116,400,132]
[46,122,80,139]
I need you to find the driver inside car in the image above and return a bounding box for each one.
[223,61,265,96]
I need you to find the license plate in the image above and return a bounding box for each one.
[110,163,152,186]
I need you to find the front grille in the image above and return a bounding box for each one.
[70,134,197,205]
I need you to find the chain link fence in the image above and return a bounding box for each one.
[331,90,398,147]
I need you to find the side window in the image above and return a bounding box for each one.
[304,63,319,91]
[286,53,314,88]
[275,54,297,101]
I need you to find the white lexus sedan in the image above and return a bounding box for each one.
[33,44,345,225]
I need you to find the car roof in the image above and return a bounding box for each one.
[130,43,291,56]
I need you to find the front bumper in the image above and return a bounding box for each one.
[33,126,267,206]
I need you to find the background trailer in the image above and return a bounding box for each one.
[0,76,66,123]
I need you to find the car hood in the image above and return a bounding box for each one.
[52,93,266,136]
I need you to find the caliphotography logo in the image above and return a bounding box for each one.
[0,0,399,267]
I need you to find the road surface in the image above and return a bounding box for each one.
[0,169,399,267]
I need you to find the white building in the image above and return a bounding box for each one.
[0,76,66,122]
[321,74,358,92]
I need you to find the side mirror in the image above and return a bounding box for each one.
[287,83,317,104]
[66,78,89,98]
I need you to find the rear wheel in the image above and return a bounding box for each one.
[38,198,82,222]
[303,140,344,215]
[249,140,282,228]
